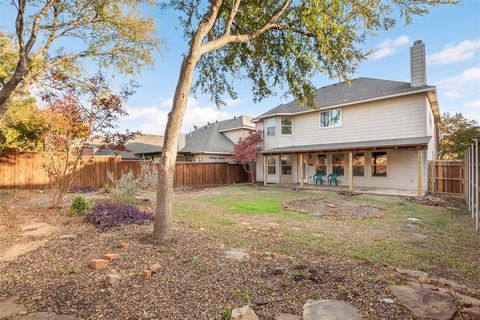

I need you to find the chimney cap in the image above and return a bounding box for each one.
[414,40,423,46]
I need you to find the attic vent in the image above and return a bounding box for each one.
[234,116,237,119]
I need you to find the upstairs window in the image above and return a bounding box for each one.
[332,153,345,176]
[372,152,388,177]
[267,156,277,175]
[320,109,342,128]
[266,118,276,136]
[353,153,365,177]
[281,117,292,135]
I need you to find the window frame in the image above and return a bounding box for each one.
[332,153,345,176]
[316,154,327,174]
[280,155,293,175]
[352,152,365,177]
[280,117,292,135]
[266,118,276,136]
[371,151,388,177]
[319,108,342,129]
[267,156,277,175]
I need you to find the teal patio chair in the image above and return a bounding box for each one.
[313,171,324,185]
[327,173,338,186]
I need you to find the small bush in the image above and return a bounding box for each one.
[106,170,137,203]
[137,161,157,189]
[85,204,153,231]
[68,186,98,193]
[70,196,93,216]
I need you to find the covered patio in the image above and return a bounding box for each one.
[260,137,432,197]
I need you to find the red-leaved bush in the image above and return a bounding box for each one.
[232,131,263,184]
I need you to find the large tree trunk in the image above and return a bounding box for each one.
[152,52,199,243]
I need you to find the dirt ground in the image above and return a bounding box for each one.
[0,187,478,319]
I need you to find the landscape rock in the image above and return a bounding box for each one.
[389,284,457,320]
[102,253,120,261]
[224,249,249,260]
[142,270,152,278]
[0,296,26,318]
[453,293,480,308]
[12,312,81,319]
[150,263,162,274]
[381,298,395,304]
[87,259,109,270]
[395,268,428,279]
[303,299,362,320]
[406,223,418,228]
[412,233,428,239]
[117,241,128,249]
[275,313,300,320]
[104,274,121,287]
[231,305,259,320]
[462,306,480,319]
[0,240,47,262]
[407,217,421,222]
[272,266,286,275]
[59,234,78,240]
[20,223,59,238]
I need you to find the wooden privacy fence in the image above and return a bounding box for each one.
[464,140,479,231]
[0,148,248,189]
[428,160,464,195]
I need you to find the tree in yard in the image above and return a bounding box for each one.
[232,131,263,184]
[439,112,480,160]
[0,0,158,118]
[40,73,136,207]
[153,0,452,243]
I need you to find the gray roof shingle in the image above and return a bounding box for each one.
[261,136,432,154]
[254,77,436,121]
[95,134,163,159]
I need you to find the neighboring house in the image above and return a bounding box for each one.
[93,134,164,160]
[254,40,440,196]
[137,115,255,163]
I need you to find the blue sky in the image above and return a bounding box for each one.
[1,1,480,134]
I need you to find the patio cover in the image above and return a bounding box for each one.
[261,136,432,154]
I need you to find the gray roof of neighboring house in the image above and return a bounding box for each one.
[95,134,163,159]
[261,136,432,154]
[180,116,254,154]
[253,77,436,121]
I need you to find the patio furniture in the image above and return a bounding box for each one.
[313,171,324,185]
[328,173,338,186]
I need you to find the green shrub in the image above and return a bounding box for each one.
[70,196,93,216]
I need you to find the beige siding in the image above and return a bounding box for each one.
[222,128,252,143]
[263,93,428,149]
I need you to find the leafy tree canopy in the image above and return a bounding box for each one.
[439,112,480,160]
[166,0,452,107]
[0,0,159,117]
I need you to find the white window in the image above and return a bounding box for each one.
[332,153,345,176]
[267,156,277,175]
[353,153,365,177]
[372,152,388,177]
[320,109,342,128]
[281,117,292,135]
[281,155,292,175]
[266,118,276,136]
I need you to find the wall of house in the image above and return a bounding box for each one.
[222,128,253,143]
[258,93,429,150]
[257,149,428,193]
[190,154,232,163]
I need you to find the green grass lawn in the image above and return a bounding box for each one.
[171,185,480,286]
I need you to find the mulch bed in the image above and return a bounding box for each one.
[0,205,416,319]
[283,198,385,219]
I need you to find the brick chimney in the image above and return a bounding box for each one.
[410,40,427,87]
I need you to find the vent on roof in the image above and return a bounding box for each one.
[233,116,237,119]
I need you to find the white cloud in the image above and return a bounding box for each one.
[122,95,233,135]
[436,67,480,99]
[466,100,480,108]
[370,35,410,60]
[225,98,241,107]
[429,39,480,65]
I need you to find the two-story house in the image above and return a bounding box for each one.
[254,40,440,196]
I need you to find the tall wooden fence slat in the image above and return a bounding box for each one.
[0,148,248,190]
[464,140,479,231]
[428,160,464,195]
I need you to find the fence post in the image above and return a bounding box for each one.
[476,139,479,230]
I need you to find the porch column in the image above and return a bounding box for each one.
[348,152,353,192]
[417,150,423,197]
[263,155,267,186]
[299,153,304,188]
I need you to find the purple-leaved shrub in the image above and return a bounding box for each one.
[85,204,153,231]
